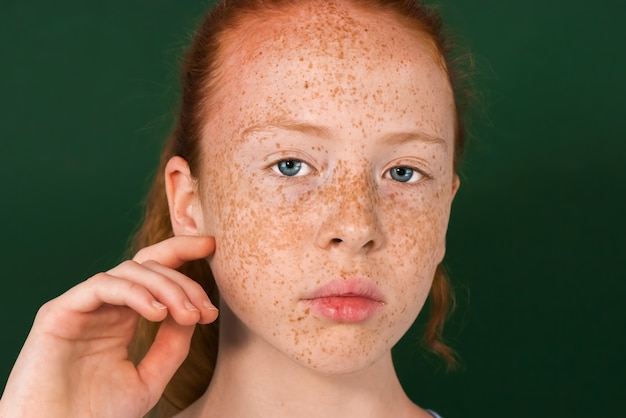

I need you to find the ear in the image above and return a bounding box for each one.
[436,173,461,264]
[451,173,460,198]
[165,156,204,236]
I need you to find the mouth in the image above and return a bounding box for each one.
[301,278,386,323]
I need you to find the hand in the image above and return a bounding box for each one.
[0,236,218,418]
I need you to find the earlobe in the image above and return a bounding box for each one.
[165,156,203,236]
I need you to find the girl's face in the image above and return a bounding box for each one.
[196,4,458,373]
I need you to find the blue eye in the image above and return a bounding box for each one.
[273,159,310,177]
[389,166,420,183]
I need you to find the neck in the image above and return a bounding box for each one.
[178,305,428,418]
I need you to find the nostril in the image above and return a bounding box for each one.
[331,238,343,244]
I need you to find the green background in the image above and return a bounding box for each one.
[1,1,624,417]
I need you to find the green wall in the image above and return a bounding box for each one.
[1,1,624,417]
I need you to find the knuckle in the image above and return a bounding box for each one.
[141,259,159,268]
[187,279,207,295]
[87,272,110,285]
[120,259,139,269]
[113,259,141,274]
[35,299,55,318]
[126,280,148,298]
[133,247,149,262]
[34,297,68,327]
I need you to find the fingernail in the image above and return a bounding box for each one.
[152,300,167,310]
[203,300,219,311]
[184,300,200,311]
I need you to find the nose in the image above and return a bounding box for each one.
[314,173,385,255]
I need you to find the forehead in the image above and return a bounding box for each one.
[218,2,447,77]
[205,1,454,142]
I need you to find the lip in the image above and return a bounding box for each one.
[302,278,386,323]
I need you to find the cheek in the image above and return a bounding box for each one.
[201,166,311,304]
[380,185,453,315]
[385,184,452,261]
[214,179,309,253]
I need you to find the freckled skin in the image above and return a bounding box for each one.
[196,3,458,376]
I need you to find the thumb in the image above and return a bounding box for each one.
[135,317,195,407]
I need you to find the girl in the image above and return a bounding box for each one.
[0,0,467,417]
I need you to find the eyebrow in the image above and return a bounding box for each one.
[380,131,448,148]
[240,121,332,141]
[239,120,446,148]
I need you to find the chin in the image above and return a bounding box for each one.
[278,323,405,376]
[288,348,388,377]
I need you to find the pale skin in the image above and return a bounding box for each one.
[0,236,219,417]
[0,3,458,418]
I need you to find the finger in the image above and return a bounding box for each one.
[108,260,217,325]
[133,235,215,269]
[140,260,218,324]
[49,273,170,323]
[136,317,196,408]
